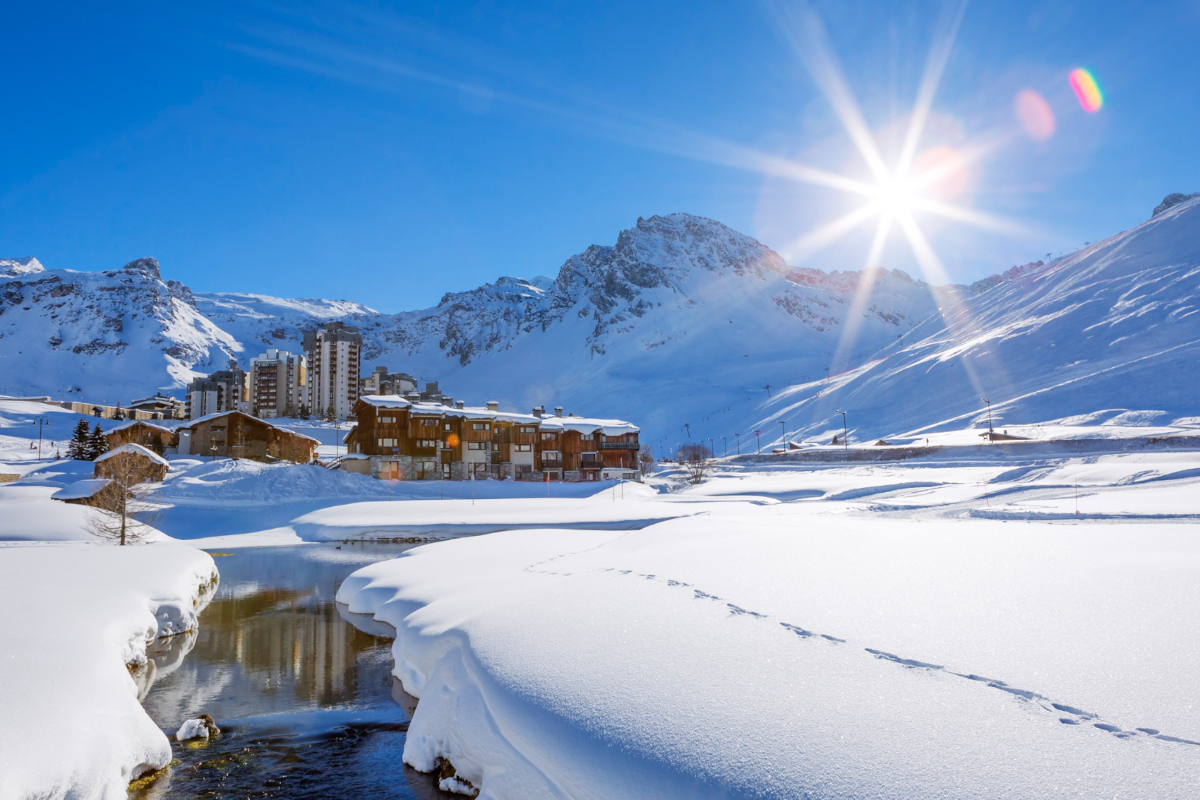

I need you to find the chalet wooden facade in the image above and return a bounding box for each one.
[178,411,318,463]
[345,396,640,481]
[105,420,178,453]
[94,443,170,483]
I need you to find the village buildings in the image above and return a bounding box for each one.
[186,363,249,420]
[361,366,417,397]
[127,394,185,419]
[177,411,318,463]
[248,348,306,419]
[344,396,640,482]
[105,419,177,453]
[93,443,170,483]
[304,321,361,420]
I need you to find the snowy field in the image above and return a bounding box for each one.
[338,454,1200,798]
[2,394,1199,798]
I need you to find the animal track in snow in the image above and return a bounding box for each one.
[600,567,1199,747]
[863,649,1199,747]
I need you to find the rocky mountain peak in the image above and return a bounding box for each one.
[121,257,162,280]
[0,257,45,278]
[1152,192,1200,217]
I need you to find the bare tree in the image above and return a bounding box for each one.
[639,444,655,477]
[86,453,163,546]
[677,442,713,484]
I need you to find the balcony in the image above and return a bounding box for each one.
[600,442,639,450]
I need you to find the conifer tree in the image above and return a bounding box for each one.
[67,419,91,460]
[86,423,109,461]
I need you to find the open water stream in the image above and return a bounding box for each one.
[132,543,453,799]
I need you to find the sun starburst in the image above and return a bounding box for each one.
[762,0,1017,394]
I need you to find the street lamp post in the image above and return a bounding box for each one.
[334,419,341,460]
[981,398,994,437]
[721,436,727,457]
[755,431,761,454]
[779,419,786,448]
[209,444,218,462]
[735,433,741,455]
[835,410,848,450]
[33,417,49,462]
[708,437,714,459]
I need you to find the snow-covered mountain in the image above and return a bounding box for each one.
[3,200,1196,443]
[750,194,1200,445]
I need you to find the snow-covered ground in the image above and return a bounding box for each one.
[0,541,217,800]
[3,393,1200,798]
[337,453,1200,798]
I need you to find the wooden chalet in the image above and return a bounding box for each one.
[51,479,121,507]
[105,420,178,453]
[178,411,318,463]
[94,443,170,483]
[345,396,640,482]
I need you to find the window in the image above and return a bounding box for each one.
[379,414,397,424]
[541,432,556,441]
[377,437,397,447]
[542,450,561,462]
[521,426,537,434]
[445,423,451,431]
[420,419,438,427]
[514,444,532,453]
[417,439,438,448]
[472,422,490,431]
[467,441,489,451]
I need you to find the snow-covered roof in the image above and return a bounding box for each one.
[356,395,636,432]
[357,394,412,409]
[538,416,641,436]
[51,479,112,501]
[106,419,176,435]
[339,453,371,460]
[94,443,170,467]
[178,411,321,444]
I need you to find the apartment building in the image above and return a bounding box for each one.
[303,322,361,419]
[344,396,640,482]
[361,366,417,397]
[248,348,306,418]
[185,364,248,420]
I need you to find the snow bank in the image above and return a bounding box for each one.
[0,541,218,799]
[0,484,172,542]
[291,488,680,540]
[152,458,392,507]
[339,506,1200,798]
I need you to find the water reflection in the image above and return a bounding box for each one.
[135,543,452,799]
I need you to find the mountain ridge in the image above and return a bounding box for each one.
[6,202,1193,442]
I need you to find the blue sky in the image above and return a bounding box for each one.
[3,1,1198,311]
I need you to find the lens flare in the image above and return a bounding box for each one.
[1069,68,1103,113]
[1014,89,1056,140]
[446,433,460,448]
[912,145,969,201]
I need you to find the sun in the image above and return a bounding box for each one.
[870,173,922,218]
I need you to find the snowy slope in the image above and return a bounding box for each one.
[745,195,1200,446]
[0,258,238,401]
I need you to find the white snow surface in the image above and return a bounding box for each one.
[175,718,212,742]
[0,541,217,800]
[339,454,1200,799]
